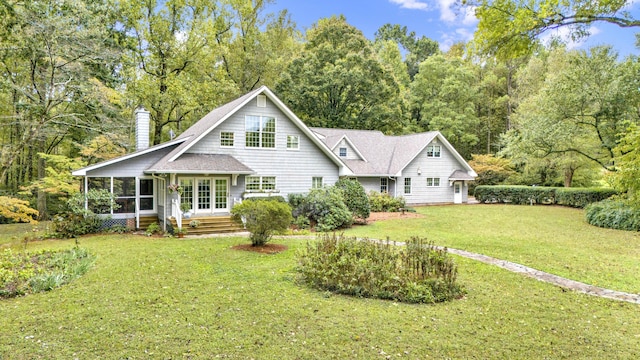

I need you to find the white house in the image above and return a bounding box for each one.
[72,86,476,231]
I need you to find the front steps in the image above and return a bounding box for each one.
[168,215,244,235]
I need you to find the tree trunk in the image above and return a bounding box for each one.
[564,168,574,188]
[37,147,47,220]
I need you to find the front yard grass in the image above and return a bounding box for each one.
[345,204,640,294]
[1,229,639,358]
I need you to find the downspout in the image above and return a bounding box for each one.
[388,176,397,198]
[135,176,140,230]
[83,176,88,211]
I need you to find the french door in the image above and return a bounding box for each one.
[192,177,229,214]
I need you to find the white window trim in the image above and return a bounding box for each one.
[339,147,347,157]
[287,135,300,150]
[426,177,441,187]
[245,115,277,149]
[220,131,234,148]
[427,145,442,158]
[404,178,412,194]
[245,176,279,193]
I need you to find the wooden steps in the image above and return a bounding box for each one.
[138,215,159,230]
[168,215,244,235]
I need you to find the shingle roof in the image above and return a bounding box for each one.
[146,154,253,174]
[311,128,440,176]
[449,170,476,181]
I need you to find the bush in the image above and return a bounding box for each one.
[368,191,405,212]
[555,188,618,208]
[288,187,353,232]
[297,234,465,304]
[585,199,640,231]
[474,185,617,208]
[231,198,293,246]
[335,178,370,222]
[50,189,118,238]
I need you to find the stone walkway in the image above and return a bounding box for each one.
[435,244,640,304]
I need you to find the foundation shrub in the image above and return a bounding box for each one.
[231,198,292,246]
[585,199,640,231]
[296,234,465,304]
[288,187,353,232]
[368,191,405,212]
[335,178,370,222]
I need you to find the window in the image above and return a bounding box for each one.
[427,145,441,158]
[404,178,412,194]
[245,176,277,191]
[220,132,234,147]
[179,179,193,211]
[139,178,154,211]
[245,115,276,148]
[339,147,347,157]
[287,135,299,150]
[87,177,111,214]
[312,177,323,189]
[426,177,440,187]
[380,178,388,193]
[113,177,136,214]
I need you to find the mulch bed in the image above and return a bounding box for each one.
[231,243,288,254]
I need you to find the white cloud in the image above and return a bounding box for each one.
[540,26,602,50]
[435,0,477,25]
[439,28,474,51]
[389,0,429,10]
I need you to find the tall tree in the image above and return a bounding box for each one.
[0,0,122,218]
[469,0,640,59]
[501,46,640,186]
[276,16,403,133]
[374,23,439,79]
[410,54,480,157]
[216,0,299,92]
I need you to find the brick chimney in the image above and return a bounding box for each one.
[135,107,150,151]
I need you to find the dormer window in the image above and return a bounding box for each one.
[427,145,441,157]
[339,147,347,157]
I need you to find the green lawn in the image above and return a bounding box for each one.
[345,205,640,294]
[1,206,639,358]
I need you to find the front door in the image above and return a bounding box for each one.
[196,179,211,213]
[453,182,462,204]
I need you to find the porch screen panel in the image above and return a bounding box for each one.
[198,179,211,210]
[139,179,154,211]
[113,177,135,214]
[87,177,111,214]
[215,179,227,209]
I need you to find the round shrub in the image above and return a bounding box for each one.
[288,187,353,232]
[335,178,370,222]
[585,199,640,231]
[231,198,293,246]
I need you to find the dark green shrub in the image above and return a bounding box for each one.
[231,198,293,246]
[585,199,640,231]
[555,188,618,208]
[288,187,353,232]
[368,191,406,212]
[474,185,617,208]
[335,178,370,222]
[296,234,465,304]
[243,195,286,203]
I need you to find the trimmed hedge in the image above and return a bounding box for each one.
[585,199,640,231]
[474,186,617,208]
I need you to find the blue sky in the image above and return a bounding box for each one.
[270,0,640,59]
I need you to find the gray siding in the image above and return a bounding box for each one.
[357,177,397,198]
[400,140,471,204]
[188,97,340,198]
[84,147,176,177]
[332,140,361,160]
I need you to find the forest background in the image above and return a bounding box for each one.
[2,0,640,219]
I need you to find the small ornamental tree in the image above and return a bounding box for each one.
[231,199,293,246]
[335,178,370,223]
[0,196,39,224]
